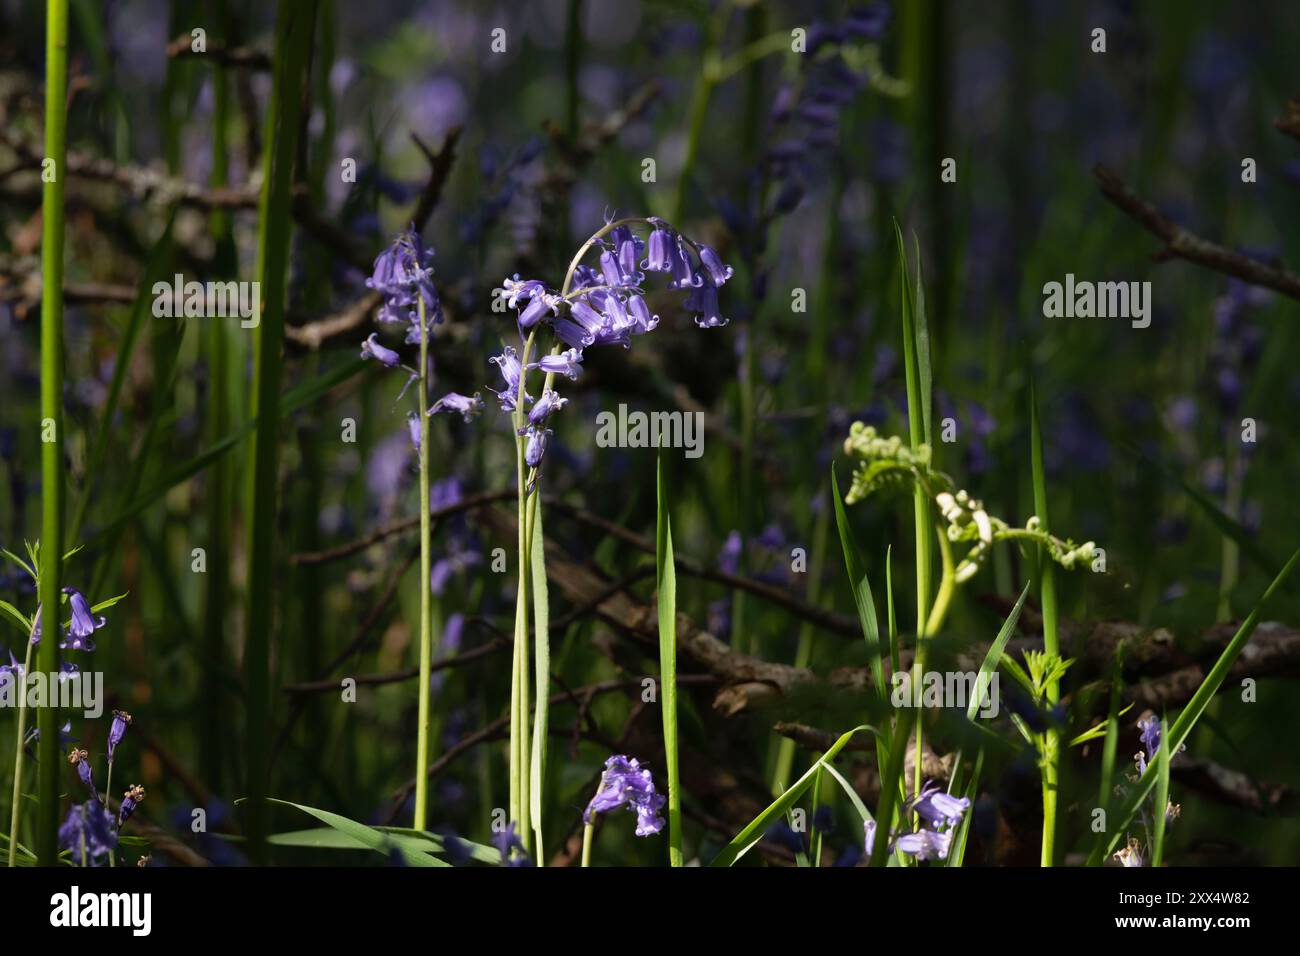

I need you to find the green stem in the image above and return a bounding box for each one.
[1030,381,1060,867]
[104,761,114,867]
[413,296,433,830]
[6,636,36,867]
[581,821,594,867]
[36,0,70,867]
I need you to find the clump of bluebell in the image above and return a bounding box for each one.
[863,781,970,862]
[584,754,667,837]
[486,216,733,471]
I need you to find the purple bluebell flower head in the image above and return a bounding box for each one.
[69,748,96,797]
[626,295,659,334]
[526,388,567,427]
[668,236,703,289]
[493,821,530,867]
[490,347,530,412]
[107,709,131,763]
[360,333,402,368]
[62,587,105,650]
[430,391,485,423]
[685,280,729,328]
[845,3,891,40]
[643,224,675,272]
[58,801,117,866]
[118,784,145,827]
[366,228,442,330]
[526,348,583,380]
[697,245,734,287]
[524,427,551,468]
[911,783,970,829]
[583,754,666,837]
[895,827,952,861]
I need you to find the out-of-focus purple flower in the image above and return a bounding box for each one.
[430,391,485,423]
[844,3,891,40]
[118,784,145,827]
[863,819,877,856]
[361,333,402,368]
[718,531,743,576]
[406,411,423,452]
[107,710,131,763]
[58,800,117,866]
[493,821,530,867]
[1113,837,1144,867]
[583,754,666,837]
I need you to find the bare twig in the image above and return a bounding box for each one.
[166,32,272,70]
[1093,163,1300,300]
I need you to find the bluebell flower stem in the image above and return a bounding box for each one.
[510,329,539,853]
[6,635,36,867]
[104,762,115,867]
[581,821,594,867]
[36,0,70,867]
[414,297,434,831]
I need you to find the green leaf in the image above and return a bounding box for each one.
[261,799,447,867]
[0,600,32,634]
[831,464,885,697]
[970,582,1030,722]
[528,497,549,858]
[656,452,682,867]
[710,725,874,867]
[820,762,873,827]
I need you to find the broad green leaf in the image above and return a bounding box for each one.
[261,798,447,867]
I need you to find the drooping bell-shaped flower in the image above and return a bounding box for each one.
[430,392,485,423]
[526,348,584,380]
[118,785,146,827]
[361,333,402,368]
[583,754,666,837]
[107,710,132,764]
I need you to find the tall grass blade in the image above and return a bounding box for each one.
[656,452,682,866]
[1151,715,1170,867]
[243,0,318,863]
[831,465,885,696]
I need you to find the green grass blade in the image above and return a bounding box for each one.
[868,713,912,867]
[1151,715,1170,867]
[260,799,447,867]
[656,452,682,866]
[528,497,550,859]
[972,582,1031,721]
[710,725,874,867]
[831,464,885,697]
[1089,544,1300,863]
[243,0,318,864]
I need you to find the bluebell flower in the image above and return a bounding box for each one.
[360,333,402,368]
[68,748,96,797]
[107,710,131,763]
[625,295,659,334]
[489,347,530,412]
[685,279,728,328]
[524,427,551,469]
[61,587,105,651]
[429,391,485,423]
[910,782,970,829]
[697,246,734,287]
[493,821,531,867]
[1113,837,1144,867]
[58,800,117,866]
[525,348,583,380]
[117,784,145,826]
[584,754,666,837]
[526,389,567,428]
[643,224,675,272]
[406,411,423,452]
[844,2,891,40]
[895,827,952,861]
[366,228,442,331]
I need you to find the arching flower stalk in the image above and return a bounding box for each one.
[473,215,733,859]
